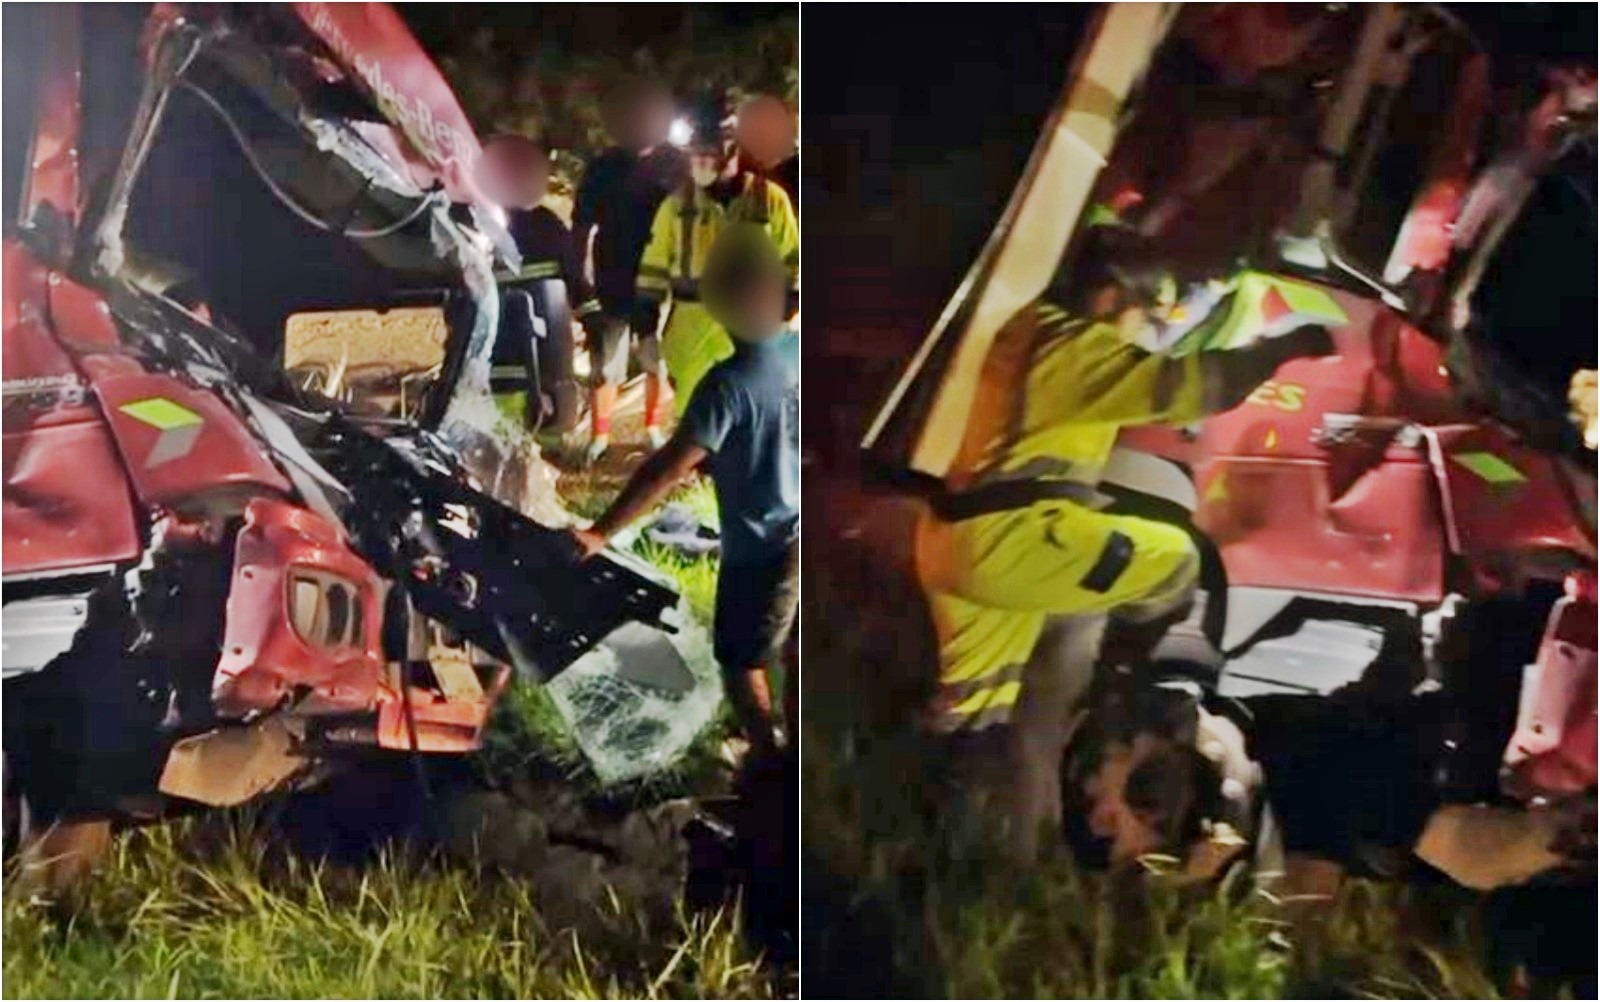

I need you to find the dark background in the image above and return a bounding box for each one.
[802,5,1093,468]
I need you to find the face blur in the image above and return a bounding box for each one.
[734,95,796,169]
[514,154,551,209]
[480,137,549,210]
[603,82,674,152]
[717,269,787,343]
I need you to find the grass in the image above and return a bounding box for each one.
[801,722,1514,999]
[797,469,1587,999]
[2,817,781,999]
[477,475,732,800]
[2,475,759,1000]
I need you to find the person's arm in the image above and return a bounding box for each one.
[570,372,738,560]
[570,431,709,559]
[1195,325,1335,414]
[632,197,677,335]
[1028,305,1334,427]
[571,167,599,285]
[1414,804,1568,891]
[547,209,602,327]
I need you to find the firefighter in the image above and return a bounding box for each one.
[572,78,685,462]
[916,231,1342,860]
[480,135,603,435]
[634,99,799,420]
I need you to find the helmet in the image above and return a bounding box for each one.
[684,94,733,155]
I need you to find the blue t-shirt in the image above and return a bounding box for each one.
[681,334,799,567]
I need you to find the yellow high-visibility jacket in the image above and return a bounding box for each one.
[636,174,799,306]
[948,304,1207,492]
[948,274,1347,492]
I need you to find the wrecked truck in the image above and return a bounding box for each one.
[866,2,1595,835]
[2,1,717,852]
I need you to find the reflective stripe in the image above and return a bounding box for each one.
[937,679,1022,731]
[938,660,1025,700]
[574,299,602,318]
[505,260,562,282]
[638,273,671,294]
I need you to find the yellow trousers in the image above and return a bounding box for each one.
[914,497,1199,732]
[660,301,734,416]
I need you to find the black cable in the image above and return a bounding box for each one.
[177,80,438,239]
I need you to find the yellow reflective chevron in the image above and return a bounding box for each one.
[120,396,203,430]
[1451,450,1526,485]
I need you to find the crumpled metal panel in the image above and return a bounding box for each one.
[213,496,388,717]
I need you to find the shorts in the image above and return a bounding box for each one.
[713,539,800,674]
[590,310,663,386]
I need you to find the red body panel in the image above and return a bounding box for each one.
[375,665,508,753]
[88,366,291,508]
[2,244,141,574]
[213,498,390,717]
[1131,283,1590,602]
[292,2,492,212]
[1425,424,1595,565]
[1186,301,1450,601]
[1195,456,1446,601]
[3,419,143,574]
[46,273,122,350]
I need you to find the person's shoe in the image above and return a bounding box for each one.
[584,435,610,466]
[645,425,667,450]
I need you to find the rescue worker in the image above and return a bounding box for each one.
[634,99,799,419]
[572,78,685,462]
[481,135,603,435]
[916,230,1341,860]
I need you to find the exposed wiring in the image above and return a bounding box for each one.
[177,80,439,239]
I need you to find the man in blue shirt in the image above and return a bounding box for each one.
[570,225,798,758]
